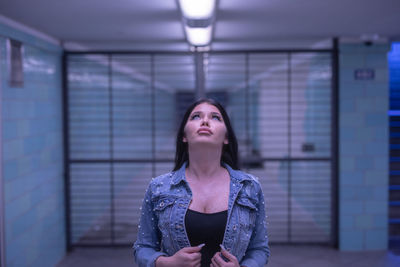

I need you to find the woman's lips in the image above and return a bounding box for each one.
[197,128,212,134]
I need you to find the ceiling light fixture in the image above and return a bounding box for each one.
[185,25,212,47]
[178,0,216,19]
[178,0,217,48]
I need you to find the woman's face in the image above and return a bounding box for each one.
[183,103,228,147]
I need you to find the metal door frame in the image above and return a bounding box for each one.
[0,41,6,267]
[62,40,339,250]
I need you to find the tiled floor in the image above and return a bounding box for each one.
[56,245,400,267]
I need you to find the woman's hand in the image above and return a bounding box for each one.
[156,246,202,267]
[210,247,240,267]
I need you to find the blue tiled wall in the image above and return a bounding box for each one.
[0,22,65,266]
[339,43,389,250]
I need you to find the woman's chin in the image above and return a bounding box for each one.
[188,140,224,148]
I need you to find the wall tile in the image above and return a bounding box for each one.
[340,156,355,171]
[365,171,387,186]
[3,139,24,160]
[355,156,374,171]
[365,229,388,250]
[340,113,365,128]
[374,125,389,142]
[373,186,389,201]
[356,98,376,113]
[364,200,388,214]
[340,54,365,68]
[340,82,365,99]
[3,159,18,181]
[340,141,365,156]
[373,68,389,83]
[339,200,364,214]
[373,215,387,228]
[340,128,356,142]
[366,53,389,68]
[373,157,388,171]
[3,120,18,140]
[16,119,31,137]
[365,140,387,156]
[341,187,357,200]
[340,230,364,251]
[355,128,375,143]
[341,186,374,201]
[4,193,31,224]
[365,83,389,97]
[340,171,364,185]
[340,215,355,230]
[365,112,386,127]
[1,22,65,267]
[340,68,358,83]
[355,214,373,229]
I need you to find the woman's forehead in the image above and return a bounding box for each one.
[191,103,221,114]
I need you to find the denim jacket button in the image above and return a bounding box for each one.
[233,224,237,231]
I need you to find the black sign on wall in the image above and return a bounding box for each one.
[354,68,375,80]
[7,39,24,87]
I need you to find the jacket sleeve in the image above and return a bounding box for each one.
[133,183,167,267]
[240,183,270,267]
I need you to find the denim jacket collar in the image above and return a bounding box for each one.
[171,161,252,185]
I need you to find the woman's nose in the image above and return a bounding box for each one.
[201,117,209,125]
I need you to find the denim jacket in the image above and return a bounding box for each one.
[133,162,270,267]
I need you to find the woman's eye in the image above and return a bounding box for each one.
[212,115,221,121]
[190,114,200,120]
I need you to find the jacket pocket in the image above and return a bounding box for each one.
[153,196,176,228]
[153,196,175,212]
[236,196,258,211]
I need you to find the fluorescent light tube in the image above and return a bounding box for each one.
[185,25,212,46]
[179,0,216,19]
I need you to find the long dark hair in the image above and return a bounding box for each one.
[173,98,239,171]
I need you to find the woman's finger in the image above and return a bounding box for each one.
[211,254,221,267]
[220,246,238,263]
[191,252,201,261]
[193,257,201,266]
[214,253,227,266]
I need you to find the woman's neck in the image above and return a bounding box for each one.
[186,145,224,181]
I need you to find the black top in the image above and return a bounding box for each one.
[185,209,228,267]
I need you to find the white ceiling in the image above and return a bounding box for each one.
[1,0,400,51]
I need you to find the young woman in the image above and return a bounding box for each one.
[133,99,270,267]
